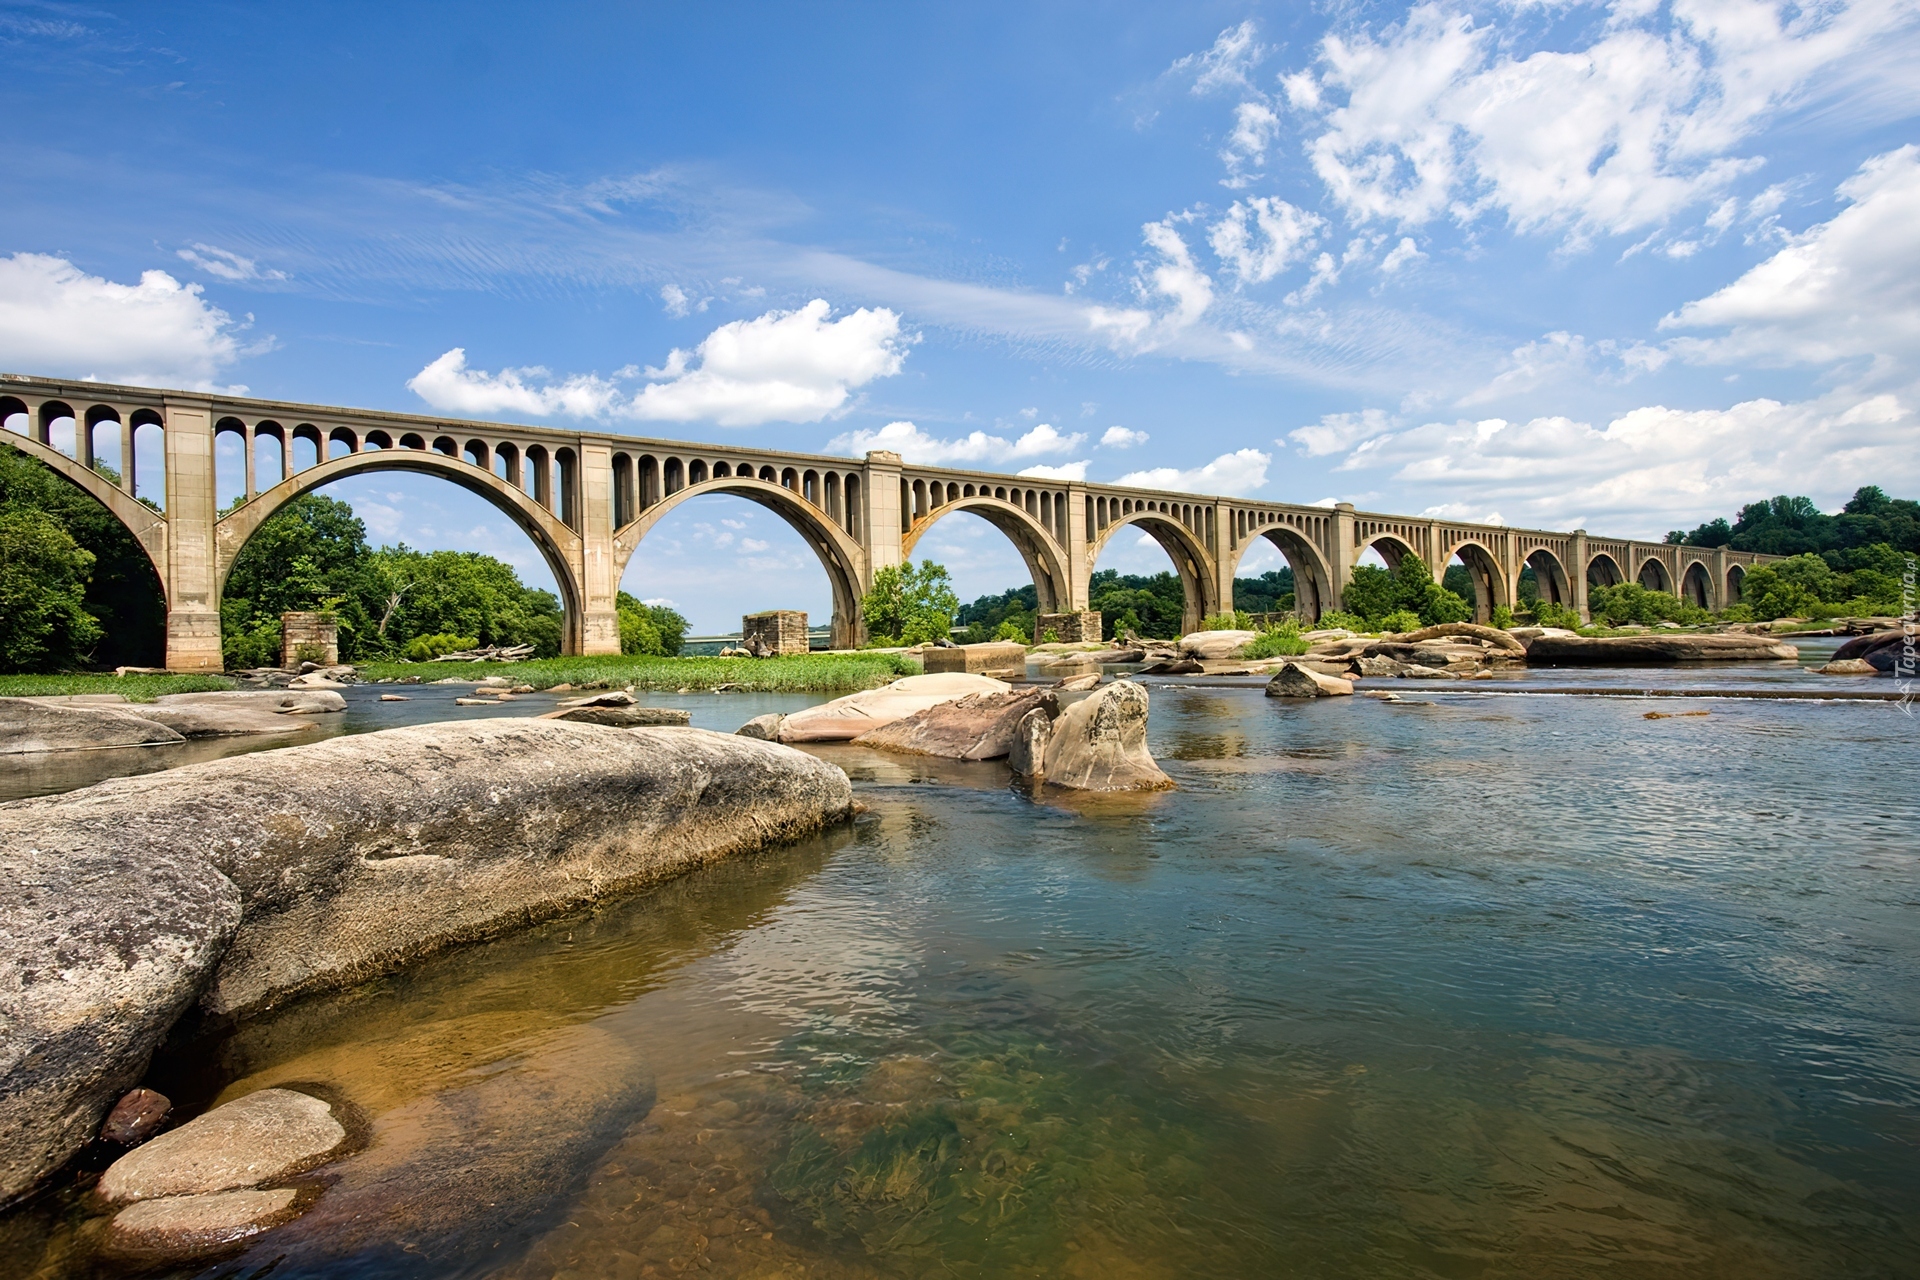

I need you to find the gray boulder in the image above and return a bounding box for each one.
[1179,630,1258,660]
[1008,708,1052,779]
[1042,681,1173,791]
[0,698,185,755]
[548,705,692,727]
[1266,662,1355,698]
[155,690,346,715]
[0,720,853,1203]
[853,687,1059,760]
[99,1088,346,1202]
[1831,629,1907,672]
[1526,634,1798,663]
[121,703,325,739]
[735,713,785,740]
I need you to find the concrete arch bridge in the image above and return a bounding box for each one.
[1,374,1781,671]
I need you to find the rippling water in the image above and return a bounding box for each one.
[11,673,1918,1279]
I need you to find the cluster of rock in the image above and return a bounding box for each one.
[1817,628,1909,676]
[738,672,1173,792]
[230,661,360,689]
[0,719,856,1205]
[1,690,347,755]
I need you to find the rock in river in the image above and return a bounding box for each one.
[0,720,853,1203]
[100,1088,172,1146]
[0,697,185,755]
[1266,662,1355,698]
[854,687,1059,760]
[1041,680,1173,791]
[1524,633,1798,664]
[106,1187,304,1259]
[99,1087,346,1202]
[1179,630,1258,660]
[777,673,1008,742]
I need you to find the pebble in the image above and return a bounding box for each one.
[100,1088,171,1146]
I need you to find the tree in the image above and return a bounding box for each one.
[0,443,167,667]
[0,509,104,672]
[616,591,689,656]
[1088,569,1186,639]
[862,560,960,645]
[1342,555,1470,627]
[1232,568,1295,614]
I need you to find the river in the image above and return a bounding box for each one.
[8,652,1918,1278]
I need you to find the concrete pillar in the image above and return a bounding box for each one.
[577,441,621,655]
[1571,530,1591,622]
[1427,520,1443,579]
[861,450,903,585]
[244,424,257,501]
[1065,481,1093,609]
[1329,503,1357,613]
[1212,504,1239,617]
[162,400,223,672]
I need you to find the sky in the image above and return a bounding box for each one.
[2,1,1917,630]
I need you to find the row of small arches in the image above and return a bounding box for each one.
[1,396,168,505]
[610,454,864,538]
[1090,493,1215,552]
[905,478,1069,545]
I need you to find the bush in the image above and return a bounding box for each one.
[1529,599,1583,629]
[1343,555,1473,629]
[293,642,327,665]
[0,508,104,672]
[1314,610,1370,632]
[404,633,478,661]
[1491,604,1515,629]
[1587,583,1710,627]
[1378,609,1422,634]
[1241,619,1309,659]
[616,593,689,657]
[862,560,960,646]
[992,619,1030,644]
[1202,611,1255,631]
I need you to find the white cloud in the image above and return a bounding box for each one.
[175,243,286,282]
[1662,144,1920,367]
[1208,197,1325,285]
[0,252,258,388]
[1101,425,1150,448]
[1086,218,1215,349]
[1173,20,1268,96]
[409,299,914,426]
[1116,447,1270,495]
[826,419,1086,465]
[660,283,709,317]
[1286,0,1919,239]
[1016,460,1089,481]
[1379,236,1425,273]
[1220,101,1281,186]
[1287,407,1396,457]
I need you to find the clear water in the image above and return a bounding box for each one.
[10,673,1918,1279]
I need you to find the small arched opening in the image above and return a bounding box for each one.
[1726,563,1746,605]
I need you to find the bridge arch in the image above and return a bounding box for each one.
[1680,559,1714,610]
[1726,563,1746,605]
[1522,546,1573,607]
[1636,555,1673,594]
[1090,508,1219,635]
[901,495,1072,617]
[1357,531,1421,571]
[1587,552,1625,587]
[0,428,171,598]
[1230,525,1335,622]
[215,449,588,650]
[1441,537,1511,623]
[613,476,868,649]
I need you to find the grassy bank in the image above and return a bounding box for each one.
[0,674,237,702]
[357,652,921,693]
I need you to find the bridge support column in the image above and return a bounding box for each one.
[1329,503,1357,614]
[1211,508,1239,619]
[1571,530,1591,622]
[1065,481,1093,610]
[860,450,903,584]
[162,401,224,673]
[577,443,621,655]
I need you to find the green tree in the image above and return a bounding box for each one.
[1232,568,1295,614]
[616,591,689,656]
[0,443,167,667]
[862,560,961,645]
[366,547,564,657]
[1343,555,1471,627]
[1088,569,1186,639]
[0,508,105,672]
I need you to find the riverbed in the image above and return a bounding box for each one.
[7,653,1917,1278]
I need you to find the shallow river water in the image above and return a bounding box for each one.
[9,663,1919,1279]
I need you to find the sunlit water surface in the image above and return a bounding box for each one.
[9,669,1918,1279]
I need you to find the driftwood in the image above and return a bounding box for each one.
[431,644,536,663]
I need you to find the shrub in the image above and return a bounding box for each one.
[403,633,478,661]
[0,508,104,672]
[992,619,1030,644]
[1314,610,1370,632]
[1587,583,1710,627]
[1241,620,1309,659]
[1491,604,1515,629]
[293,642,328,665]
[1202,610,1255,631]
[1378,609,1422,634]
[862,560,960,646]
[1530,599,1583,630]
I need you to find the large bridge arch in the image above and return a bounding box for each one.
[1521,546,1573,607]
[1636,555,1673,594]
[1357,531,1421,571]
[1230,525,1335,622]
[1090,510,1219,635]
[215,449,589,650]
[901,495,1072,617]
[613,476,869,649]
[1441,538,1511,623]
[0,429,171,599]
[1680,559,1714,610]
[1587,552,1625,587]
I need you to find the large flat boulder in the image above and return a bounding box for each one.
[0,721,852,1203]
[1526,634,1798,664]
[1179,630,1258,660]
[121,704,325,739]
[1042,681,1173,791]
[99,1088,346,1202]
[854,687,1059,760]
[154,691,346,715]
[0,698,185,755]
[778,673,1008,742]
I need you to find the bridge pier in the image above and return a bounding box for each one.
[162,401,225,673]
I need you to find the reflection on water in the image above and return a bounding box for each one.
[9,682,1918,1278]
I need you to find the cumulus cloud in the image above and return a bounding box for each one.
[1209,197,1325,285]
[825,420,1087,465]
[1101,425,1150,448]
[1662,144,1920,367]
[1116,447,1270,495]
[408,299,914,426]
[175,243,286,283]
[1016,460,1090,481]
[1220,101,1281,187]
[1287,407,1396,457]
[0,252,258,388]
[1085,218,1214,349]
[1285,0,1918,239]
[659,283,710,317]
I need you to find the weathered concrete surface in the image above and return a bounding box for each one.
[0,824,240,1203]
[854,687,1059,760]
[107,1187,303,1258]
[1266,663,1355,698]
[921,641,1028,678]
[778,673,1008,742]
[1526,634,1798,663]
[0,698,186,755]
[0,720,853,1203]
[1042,681,1173,792]
[100,1088,345,1202]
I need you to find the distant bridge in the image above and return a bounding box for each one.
[2,374,1781,671]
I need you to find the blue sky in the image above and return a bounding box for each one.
[3,1,1917,629]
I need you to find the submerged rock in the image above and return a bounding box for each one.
[854,687,1059,760]
[0,697,185,755]
[1526,634,1798,664]
[778,673,1009,742]
[1041,681,1173,791]
[106,1187,303,1259]
[100,1088,172,1146]
[1266,663,1355,698]
[0,721,853,1202]
[99,1088,345,1202]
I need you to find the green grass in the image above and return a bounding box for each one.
[356,652,921,693]
[0,673,237,702]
